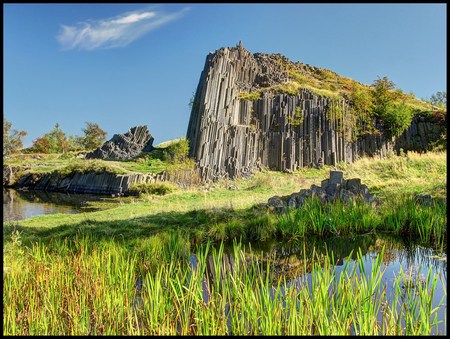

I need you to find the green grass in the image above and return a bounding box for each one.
[3,151,446,251]
[3,234,446,335]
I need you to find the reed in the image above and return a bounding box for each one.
[3,231,446,335]
[277,192,446,250]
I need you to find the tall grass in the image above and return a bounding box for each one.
[3,232,446,335]
[277,192,446,250]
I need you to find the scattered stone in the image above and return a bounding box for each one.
[265,171,379,214]
[329,170,344,185]
[415,193,433,206]
[268,196,287,214]
[346,178,362,196]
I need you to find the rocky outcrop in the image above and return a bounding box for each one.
[186,43,445,182]
[7,166,200,196]
[12,170,169,196]
[186,43,392,182]
[395,115,446,153]
[86,125,154,161]
[3,165,21,187]
[265,170,377,214]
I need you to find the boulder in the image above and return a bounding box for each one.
[325,183,341,201]
[340,189,356,204]
[329,170,344,185]
[268,196,287,214]
[415,193,433,206]
[346,178,361,195]
[310,184,327,204]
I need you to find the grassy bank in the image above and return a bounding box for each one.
[3,150,446,251]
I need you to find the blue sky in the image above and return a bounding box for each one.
[3,3,447,149]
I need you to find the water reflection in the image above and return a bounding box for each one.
[194,235,447,335]
[3,188,111,222]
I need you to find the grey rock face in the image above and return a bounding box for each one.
[86,125,154,161]
[187,44,445,182]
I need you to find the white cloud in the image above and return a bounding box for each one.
[56,7,189,51]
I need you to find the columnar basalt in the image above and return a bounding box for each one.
[187,43,445,181]
[187,43,392,181]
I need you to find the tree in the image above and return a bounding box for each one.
[430,91,447,107]
[81,122,108,150]
[379,101,413,140]
[371,76,412,140]
[32,136,52,154]
[30,123,68,154]
[67,135,85,152]
[3,117,28,157]
[349,82,378,138]
[371,76,400,111]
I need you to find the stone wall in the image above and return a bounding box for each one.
[186,43,445,181]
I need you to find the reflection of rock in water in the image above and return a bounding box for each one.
[3,189,15,220]
[203,234,377,287]
[3,188,111,221]
[14,189,104,209]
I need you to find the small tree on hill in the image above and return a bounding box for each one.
[430,91,447,108]
[371,76,412,140]
[3,117,27,157]
[82,122,108,150]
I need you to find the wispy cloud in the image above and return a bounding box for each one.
[56,7,189,51]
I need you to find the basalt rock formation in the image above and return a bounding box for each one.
[10,169,168,196]
[186,42,445,182]
[86,125,154,161]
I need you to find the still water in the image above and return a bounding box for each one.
[3,188,115,222]
[185,235,447,335]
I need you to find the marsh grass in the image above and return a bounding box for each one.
[3,233,446,335]
[278,193,446,249]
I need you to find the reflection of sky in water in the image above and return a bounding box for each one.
[3,189,108,222]
[4,202,78,221]
[277,247,446,335]
[189,240,447,335]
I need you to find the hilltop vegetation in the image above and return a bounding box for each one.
[238,52,446,142]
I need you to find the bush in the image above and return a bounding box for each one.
[163,139,190,164]
[129,182,178,196]
[377,102,413,140]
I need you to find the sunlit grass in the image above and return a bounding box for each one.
[3,234,446,335]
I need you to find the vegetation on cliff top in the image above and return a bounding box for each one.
[237,52,446,142]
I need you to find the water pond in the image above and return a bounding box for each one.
[3,188,119,222]
[135,233,447,335]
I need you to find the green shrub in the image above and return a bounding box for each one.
[162,138,190,164]
[238,91,262,101]
[129,182,178,196]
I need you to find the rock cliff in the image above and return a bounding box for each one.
[186,43,445,181]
